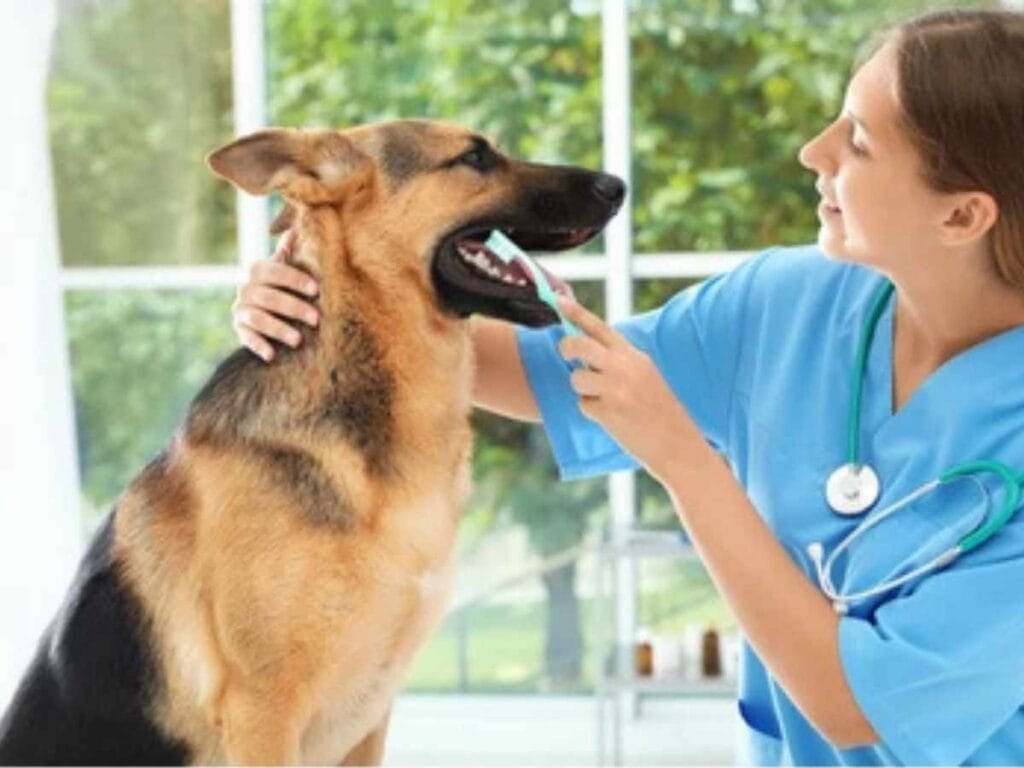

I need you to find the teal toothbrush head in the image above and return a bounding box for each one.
[484,230,582,336]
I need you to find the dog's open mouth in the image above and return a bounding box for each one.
[453,229,592,296]
[432,225,601,326]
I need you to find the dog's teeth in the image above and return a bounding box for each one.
[457,243,528,285]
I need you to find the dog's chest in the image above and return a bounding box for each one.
[299,665,400,764]
[300,553,457,763]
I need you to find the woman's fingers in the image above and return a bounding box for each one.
[557,297,621,348]
[559,334,610,370]
[248,258,319,298]
[271,229,297,262]
[236,325,277,363]
[569,367,603,397]
[230,229,320,360]
[234,306,304,350]
[238,284,319,327]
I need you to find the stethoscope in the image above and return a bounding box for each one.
[808,281,1024,613]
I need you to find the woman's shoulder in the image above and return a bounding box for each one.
[739,243,881,324]
[745,243,870,288]
[652,243,879,343]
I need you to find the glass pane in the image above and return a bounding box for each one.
[631,0,983,254]
[66,290,237,525]
[267,0,605,255]
[48,0,236,266]
[404,281,610,694]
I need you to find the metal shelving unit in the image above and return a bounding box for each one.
[592,529,737,766]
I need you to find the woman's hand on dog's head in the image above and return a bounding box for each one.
[232,230,321,363]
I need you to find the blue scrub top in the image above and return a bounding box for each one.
[516,245,1024,766]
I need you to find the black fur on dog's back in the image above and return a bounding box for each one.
[0,516,189,765]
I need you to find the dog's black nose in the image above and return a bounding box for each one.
[593,173,626,207]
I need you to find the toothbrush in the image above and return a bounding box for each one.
[484,230,582,336]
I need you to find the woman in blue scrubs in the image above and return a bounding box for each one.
[233,9,1024,765]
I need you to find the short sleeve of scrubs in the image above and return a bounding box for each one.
[839,530,1024,765]
[515,248,771,481]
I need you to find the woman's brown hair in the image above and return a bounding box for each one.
[866,10,1024,288]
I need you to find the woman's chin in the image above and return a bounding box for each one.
[817,229,849,260]
[817,231,878,271]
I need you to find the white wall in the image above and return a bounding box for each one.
[0,0,83,709]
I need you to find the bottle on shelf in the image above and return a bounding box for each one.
[702,626,722,678]
[634,626,653,677]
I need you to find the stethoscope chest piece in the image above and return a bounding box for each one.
[826,462,880,516]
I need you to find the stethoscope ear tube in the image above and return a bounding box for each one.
[942,460,1022,552]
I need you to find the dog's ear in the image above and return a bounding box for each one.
[206,128,370,203]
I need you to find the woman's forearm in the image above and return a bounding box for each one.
[469,316,541,422]
[662,435,878,749]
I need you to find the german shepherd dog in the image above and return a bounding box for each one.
[0,119,624,765]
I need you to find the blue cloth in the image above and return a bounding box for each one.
[516,245,1024,765]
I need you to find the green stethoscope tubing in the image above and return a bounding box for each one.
[844,281,1024,556]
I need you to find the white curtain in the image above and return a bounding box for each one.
[0,0,83,709]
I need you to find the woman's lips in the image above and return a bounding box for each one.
[818,200,842,218]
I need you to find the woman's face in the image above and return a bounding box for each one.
[798,42,948,273]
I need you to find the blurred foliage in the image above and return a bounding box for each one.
[65,290,237,515]
[267,0,604,171]
[48,0,235,266]
[49,0,982,690]
[629,0,992,256]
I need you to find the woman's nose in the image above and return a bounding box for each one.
[798,133,823,172]
[798,124,835,174]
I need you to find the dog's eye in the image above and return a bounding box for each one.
[458,146,499,173]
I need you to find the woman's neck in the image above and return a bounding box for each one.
[890,254,1024,371]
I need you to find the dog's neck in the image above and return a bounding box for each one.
[290,224,466,361]
[286,226,474,481]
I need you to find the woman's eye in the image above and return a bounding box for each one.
[848,129,868,157]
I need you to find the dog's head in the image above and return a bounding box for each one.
[207,119,624,327]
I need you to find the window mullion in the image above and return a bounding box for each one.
[601,1,637,757]
[229,0,269,270]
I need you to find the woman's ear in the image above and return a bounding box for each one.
[206,128,371,204]
[940,190,999,247]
